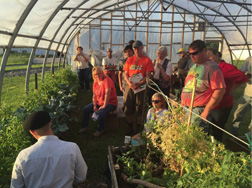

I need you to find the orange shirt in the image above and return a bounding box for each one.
[93,76,118,106]
[123,55,154,78]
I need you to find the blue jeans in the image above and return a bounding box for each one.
[231,94,252,136]
[77,68,90,90]
[81,103,117,132]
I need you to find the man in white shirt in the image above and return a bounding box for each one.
[11,111,88,188]
[102,48,118,84]
[73,46,90,91]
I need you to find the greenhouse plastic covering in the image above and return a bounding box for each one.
[0,0,251,58]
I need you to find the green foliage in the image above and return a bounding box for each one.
[0,68,79,186]
[0,106,32,187]
[116,107,251,187]
[206,41,219,50]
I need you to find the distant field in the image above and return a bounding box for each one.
[0,53,68,108]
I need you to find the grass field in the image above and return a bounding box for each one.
[0,53,65,108]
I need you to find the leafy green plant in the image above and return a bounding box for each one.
[116,106,251,187]
[0,68,79,186]
[0,106,32,187]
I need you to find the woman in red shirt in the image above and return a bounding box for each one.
[79,66,118,137]
[207,48,248,141]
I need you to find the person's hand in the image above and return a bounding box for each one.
[157,62,162,69]
[132,134,140,140]
[201,109,209,120]
[129,82,139,90]
[99,105,106,110]
[119,85,123,92]
[94,106,98,112]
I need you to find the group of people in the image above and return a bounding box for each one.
[11,39,251,187]
[75,39,251,141]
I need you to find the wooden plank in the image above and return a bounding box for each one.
[108,146,119,188]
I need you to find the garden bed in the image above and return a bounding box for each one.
[108,107,251,188]
[108,146,163,188]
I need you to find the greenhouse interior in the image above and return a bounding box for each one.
[0,0,251,187]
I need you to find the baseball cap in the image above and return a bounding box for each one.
[23,111,51,131]
[132,40,143,48]
[177,48,185,54]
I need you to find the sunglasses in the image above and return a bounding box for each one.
[189,50,201,56]
[152,100,161,104]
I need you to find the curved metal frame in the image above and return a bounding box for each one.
[43,0,90,78]
[190,0,251,59]
[0,0,38,104]
[25,0,70,92]
[0,0,251,105]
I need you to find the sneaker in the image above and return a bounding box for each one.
[78,127,88,134]
[93,131,104,137]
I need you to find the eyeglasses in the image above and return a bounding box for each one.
[189,50,201,56]
[152,100,161,104]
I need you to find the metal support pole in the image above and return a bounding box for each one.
[35,73,38,90]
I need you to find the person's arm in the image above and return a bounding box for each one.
[73,54,79,61]
[99,87,111,110]
[201,88,225,119]
[118,71,123,92]
[133,71,151,89]
[157,61,172,81]
[11,156,25,188]
[102,58,108,70]
[93,94,98,112]
[124,71,137,90]
[74,144,88,183]
[132,133,140,140]
[82,54,89,62]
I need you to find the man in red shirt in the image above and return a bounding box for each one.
[207,48,248,141]
[123,40,154,135]
[181,40,226,133]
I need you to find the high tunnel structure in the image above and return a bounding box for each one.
[0,0,251,104]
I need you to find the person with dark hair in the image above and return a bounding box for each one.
[127,40,135,46]
[11,111,88,188]
[123,40,154,135]
[118,45,134,93]
[73,46,90,91]
[181,40,226,133]
[79,66,118,137]
[102,48,118,84]
[207,48,248,141]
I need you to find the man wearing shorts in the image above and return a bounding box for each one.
[123,40,154,135]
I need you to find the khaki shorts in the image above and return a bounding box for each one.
[123,85,145,115]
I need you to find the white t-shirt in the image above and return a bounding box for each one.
[76,54,89,69]
[102,56,118,70]
[153,58,172,80]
